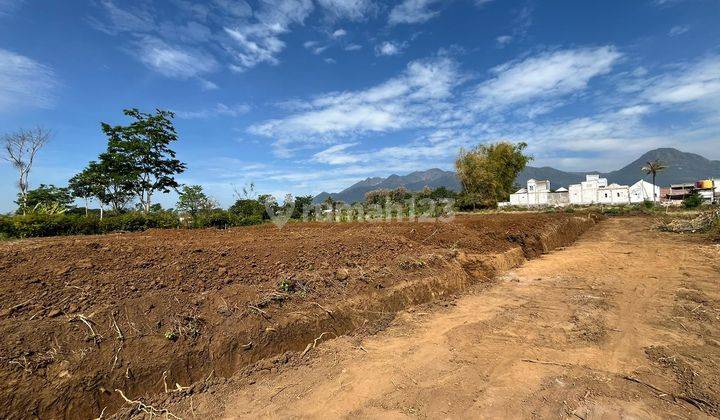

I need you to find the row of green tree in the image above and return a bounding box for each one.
[2,105,539,238]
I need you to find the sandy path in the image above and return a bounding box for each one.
[174,217,720,419]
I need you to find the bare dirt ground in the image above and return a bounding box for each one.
[167,217,720,419]
[0,213,591,419]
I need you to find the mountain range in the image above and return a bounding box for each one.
[314,148,720,204]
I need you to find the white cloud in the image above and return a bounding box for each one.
[90,0,155,34]
[224,0,314,71]
[135,37,218,79]
[213,0,252,18]
[472,46,622,110]
[643,55,720,106]
[93,0,316,76]
[375,41,406,56]
[313,142,361,164]
[199,79,219,91]
[332,28,347,37]
[249,57,460,153]
[669,25,690,36]
[496,35,513,46]
[388,0,442,25]
[474,0,494,7]
[316,0,375,20]
[237,48,720,193]
[0,49,57,112]
[345,43,363,51]
[175,103,251,119]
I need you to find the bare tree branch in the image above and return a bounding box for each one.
[1,127,51,214]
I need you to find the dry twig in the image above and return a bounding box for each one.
[248,305,271,319]
[310,302,334,317]
[110,312,124,341]
[71,314,101,344]
[301,331,334,357]
[115,388,182,419]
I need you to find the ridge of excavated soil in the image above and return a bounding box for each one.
[0,213,594,419]
[165,217,720,419]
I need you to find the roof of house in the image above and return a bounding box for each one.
[555,187,568,192]
[514,188,528,194]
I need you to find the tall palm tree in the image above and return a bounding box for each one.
[642,159,667,203]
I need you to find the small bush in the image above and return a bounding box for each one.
[682,192,703,209]
[0,212,180,238]
[194,210,233,229]
[601,207,622,215]
[455,193,495,211]
[0,208,265,239]
[643,200,655,210]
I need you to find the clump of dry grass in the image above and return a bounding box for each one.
[659,210,719,234]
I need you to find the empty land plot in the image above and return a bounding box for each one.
[0,213,593,418]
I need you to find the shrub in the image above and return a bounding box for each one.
[0,212,181,238]
[454,192,495,211]
[235,215,263,226]
[229,199,268,220]
[682,192,703,209]
[195,210,233,229]
[601,207,622,215]
[0,209,265,239]
[643,200,655,210]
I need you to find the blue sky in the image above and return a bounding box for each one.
[0,0,719,212]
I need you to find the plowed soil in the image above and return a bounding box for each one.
[164,217,720,419]
[0,213,592,419]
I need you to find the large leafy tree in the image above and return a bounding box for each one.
[102,109,186,213]
[291,195,314,219]
[176,185,217,218]
[455,141,532,207]
[69,168,102,216]
[229,199,266,219]
[69,157,134,218]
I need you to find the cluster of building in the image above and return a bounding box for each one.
[662,180,719,205]
[503,174,720,208]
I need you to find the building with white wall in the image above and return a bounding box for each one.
[508,179,569,207]
[597,183,631,204]
[569,174,607,205]
[569,175,661,205]
[629,180,661,203]
[502,174,666,208]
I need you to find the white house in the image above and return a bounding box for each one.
[569,175,663,205]
[569,174,608,205]
[509,179,569,207]
[629,180,661,203]
[597,183,630,205]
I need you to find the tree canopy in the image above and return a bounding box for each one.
[455,141,532,207]
[101,109,186,213]
[176,185,217,217]
[16,184,73,214]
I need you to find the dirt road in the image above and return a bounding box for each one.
[171,217,720,419]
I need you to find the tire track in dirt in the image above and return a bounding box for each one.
[166,217,720,419]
